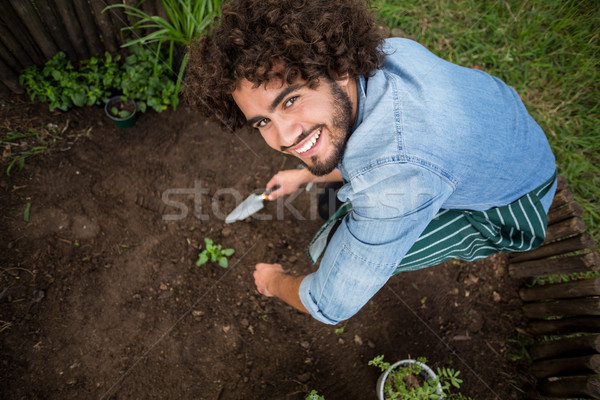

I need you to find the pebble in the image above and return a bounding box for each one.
[297,372,311,383]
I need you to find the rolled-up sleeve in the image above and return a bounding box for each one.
[299,163,454,324]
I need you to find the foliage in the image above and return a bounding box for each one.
[19,45,179,114]
[369,355,471,400]
[19,52,120,112]
[120,44,178,113]
[305,390,325,400]
[196,238,234,268]
[103,0,223,96]
[373,0,600,247]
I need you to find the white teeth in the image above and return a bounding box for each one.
[296,129,321,154]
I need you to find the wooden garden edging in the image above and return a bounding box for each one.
[509,176,600,400]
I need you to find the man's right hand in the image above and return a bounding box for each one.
[265,168,343,200]
[265,169,312,200]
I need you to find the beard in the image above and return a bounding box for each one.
[305,80,354,176]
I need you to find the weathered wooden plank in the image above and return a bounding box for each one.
[510,233,595,263]
[0,56,24,93]
[520,278,600,302]
[528,316,600,336]
[0,3,39,67]
[544,217,587,244]
[0,79,10,96]
[52,0,89,59]
[548,201,585,226]
[33,0,79,61]
[87,0,119,53]
[72,0,103,57]
[557,175,568,192]
[550,189,575,211]
[533,354,600,378]
[538,375,600,399]
[8,0,58,59]
[530,335,600,361]
[101,0,132,46]
[509,253,600,279]
[524,298,600,319]
[0,39,23,77]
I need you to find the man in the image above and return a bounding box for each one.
[185,0,557,324]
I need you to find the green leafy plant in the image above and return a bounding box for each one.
[19,52,121,112]
[103,0,223,100]
[369,355,471,400]
[305,390,325,400]
[196,238,234,268]
[120,43,178,113]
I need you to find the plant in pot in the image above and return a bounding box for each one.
[369,355,471,400]
[105,95,137,129]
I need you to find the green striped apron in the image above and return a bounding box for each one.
[307,172,557,274]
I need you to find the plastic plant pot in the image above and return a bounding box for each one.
[376,359,444,400]
[105,96,137,128]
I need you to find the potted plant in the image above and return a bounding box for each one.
[369,355,471,400]
[105,96,137,129]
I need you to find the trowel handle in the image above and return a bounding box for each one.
[264,185,281,198]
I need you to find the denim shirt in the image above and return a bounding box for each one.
[299,38,556,324]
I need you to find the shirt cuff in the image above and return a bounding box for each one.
[299,273,341,325]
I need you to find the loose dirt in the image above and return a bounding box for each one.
[1,95,535,399]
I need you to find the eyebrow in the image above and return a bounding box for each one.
[247,83,305,126]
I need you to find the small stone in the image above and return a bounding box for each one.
[159,283,167,291]
[338,338,345,345]
[367,340,376,349]
[354,335,363,346]
[297,372,311,383]
[300,341,310,349]
[493,291,502,302]
[223,325,230,333]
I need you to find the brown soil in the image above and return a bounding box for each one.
[1,95,536,399]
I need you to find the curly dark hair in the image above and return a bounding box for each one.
[184,0,384,132]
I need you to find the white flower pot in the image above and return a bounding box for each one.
[376,359,444,399]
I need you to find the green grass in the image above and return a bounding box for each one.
[375,0,600,245]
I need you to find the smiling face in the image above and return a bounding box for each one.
[232,76,357,176]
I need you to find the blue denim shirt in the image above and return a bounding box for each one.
[299,38,556,324]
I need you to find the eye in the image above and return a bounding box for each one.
[256,118,269,128]
[284,96,297,108]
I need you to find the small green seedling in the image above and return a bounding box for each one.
[196,238,234,268]
[110,105,132,119]
[305,390,325,400]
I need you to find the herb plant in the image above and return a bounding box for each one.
[196,238,234,268]
[119,44,178,113]
[19,52,121,112]
[103,0,223,98]
[369,355,471,400]
[305,390,325,400]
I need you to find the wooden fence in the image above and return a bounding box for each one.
[0,0,167,96]
[509,176,600,399]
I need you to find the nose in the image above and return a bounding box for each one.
[273,116,303,150]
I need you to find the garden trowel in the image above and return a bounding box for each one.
[225,185,280,223]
